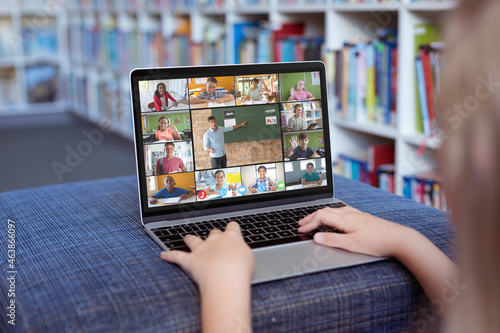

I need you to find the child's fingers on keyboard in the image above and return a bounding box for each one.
[183,234,203,249]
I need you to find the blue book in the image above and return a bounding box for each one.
[257,27,271,63]
[282,38,295,62]
[351,160,360,181]
[233,22,259,64]
[348,46,358,122]
[403,176,413,199]
[375,40,383,119]
[384,41,394,125]
[416,56,431,136]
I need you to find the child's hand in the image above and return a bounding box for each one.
[290,87,295,95]
[161,222,254,286]
[149,197,158,204]
[290,136,298,149]
[215,98,225,103]
[298,206,411,258]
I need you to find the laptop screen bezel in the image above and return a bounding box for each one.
[129,61,335,225]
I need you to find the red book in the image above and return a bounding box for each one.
[368,145,395,187]
[391,46,398,114]
[419,46,436,134]
[272,23,304,62]
[295,40,305,62]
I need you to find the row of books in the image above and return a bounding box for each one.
[332,0,398,3]
[377,164,395,193]
[413,23,444,137]
[68,21,141,73]
[332,30,398,126]
[64,72,133,136]
[403,171,448,212]
[0,65,59,107]
[336,151,448,211]
[335,145,395,188]
[416,44,444,137]
[0,68,18,107]
[22,17,58,58]
[0,18,14,58]
[0,0,59,6]
[0,17,57,58]
[235,22,323,64]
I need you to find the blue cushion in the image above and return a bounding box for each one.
[0,175,454,332]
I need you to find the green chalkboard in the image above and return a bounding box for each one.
[211,104,282,143]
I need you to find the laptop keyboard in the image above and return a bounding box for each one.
[151,202,346,252]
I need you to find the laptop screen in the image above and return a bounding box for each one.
[130,62,334,223]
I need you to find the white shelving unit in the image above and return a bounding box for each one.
[1,0,455,197]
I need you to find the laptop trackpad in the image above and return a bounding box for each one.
[251,240,384,284]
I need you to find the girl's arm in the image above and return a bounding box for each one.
[165,91,177,103]
[229,183,238,195]
[204,187,218,195]
[298,206,458,319]
[161,222,254,333]
[153,95,162,111]
[305,91,316,100]
[169,125,181,140]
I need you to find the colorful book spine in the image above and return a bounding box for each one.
[336,145,394,189]
[332,36,397,126]
[416,56,431,136]
[415,44,445,135]
[402,172,448,212]
[366,42,376,122]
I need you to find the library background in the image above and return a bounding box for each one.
[0,0,454,210]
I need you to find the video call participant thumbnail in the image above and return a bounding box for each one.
[203,116,247,168]
[154,82,179,111]
[155,116,181,141]
[302,162,322,185]
[204,169,239,197]
[286,104,306,132]
[156,142,187,175]
[284,132,320,160]
[248,165,277,193]
[190,77,235,105]
[148,175,195,204]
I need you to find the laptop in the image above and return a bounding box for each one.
[129,61,384,284]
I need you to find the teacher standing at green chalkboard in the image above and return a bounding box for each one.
[203,116,247,168]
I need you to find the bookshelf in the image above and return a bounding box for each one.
[0,0,67,114]
[1,0,455,206]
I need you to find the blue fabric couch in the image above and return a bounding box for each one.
[0,175,455,332]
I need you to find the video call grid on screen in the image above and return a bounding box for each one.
[131,64,332,214]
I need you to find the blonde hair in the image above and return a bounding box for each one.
[439,0,500,331]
